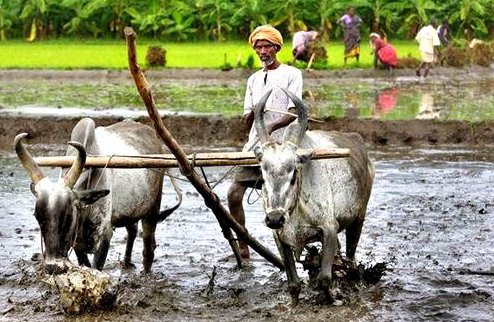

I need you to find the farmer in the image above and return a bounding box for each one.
[370,32,398,73]
[292,30,319,62]
[437,19,452,47]
[436,19,452,65]
[415,19,441,78]
[227,24,303,259]
[337,6,363,64]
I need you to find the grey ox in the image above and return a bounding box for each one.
[14,118,181,274]
[253,89,374,305]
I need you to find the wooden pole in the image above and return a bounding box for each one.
[307,52,316,70]
[124,27,284,270]
[33,148,350,168]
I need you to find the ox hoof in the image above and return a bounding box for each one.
[122,260,136,270]
[316,274,334,303]
[288,284,301,307]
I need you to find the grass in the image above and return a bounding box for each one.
[0,38,420,70]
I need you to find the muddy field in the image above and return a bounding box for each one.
[1,69,494,321]
[1,145,494,322]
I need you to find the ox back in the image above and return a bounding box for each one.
[66,118,167,272]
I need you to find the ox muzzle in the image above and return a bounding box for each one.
[265,209,286,229]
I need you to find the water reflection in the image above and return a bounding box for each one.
[416,92,443,119]
[345,90,360,118]
[315,76,494,121]
[372,87,398,119]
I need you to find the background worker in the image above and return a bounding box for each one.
[292,30,319,62]
[415,19,441,77]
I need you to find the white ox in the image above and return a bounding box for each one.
[253,90,374,305]
[15,118,180,274]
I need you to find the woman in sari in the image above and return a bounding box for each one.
[337,7,363,64]
[370,33,398,73]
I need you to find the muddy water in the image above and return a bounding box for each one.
[1,144,493,321]
[1,70,494,121]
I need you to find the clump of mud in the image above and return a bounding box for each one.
[444,46,470,67]
[470,42,494,67]
[146,46,167,67]
[306,40,328,62]
[396,55,420,69]
[300,245,387,304]
[48,265,118,315]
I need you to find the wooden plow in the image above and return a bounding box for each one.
[31,27,351,271]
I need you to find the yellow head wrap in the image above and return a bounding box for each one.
[248,25,283,49]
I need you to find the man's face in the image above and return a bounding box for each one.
[254,40,277,68]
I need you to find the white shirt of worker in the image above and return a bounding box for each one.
[243,64,303,151]
[415,25,440,62]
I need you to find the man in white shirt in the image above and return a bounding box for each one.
[227,24,303,259]
[415,19,441,77]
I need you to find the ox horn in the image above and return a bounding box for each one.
[253,89,273,144]
[280,88,309,146]
[64,141,87,189]
[14,133,46,185]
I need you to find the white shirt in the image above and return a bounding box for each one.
[243,64,303,150]
[415,25,440,54]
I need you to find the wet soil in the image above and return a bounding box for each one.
[1,145,494,322]
[1,69,494,321]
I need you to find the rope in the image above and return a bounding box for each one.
[246,175,263,205]
[211,165,237,189]
[200,166,211,189]
[93,154,114,187]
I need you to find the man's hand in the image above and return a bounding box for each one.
[243,111,255,137]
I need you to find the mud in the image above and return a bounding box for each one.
[1,69,494,321]
[1,145,494,321]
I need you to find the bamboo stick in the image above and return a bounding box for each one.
[34,148,350,168]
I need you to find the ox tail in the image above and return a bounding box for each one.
[158,169,182,222]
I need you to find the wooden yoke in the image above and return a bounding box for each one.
[34,148,351,168]
[123,27,284,270]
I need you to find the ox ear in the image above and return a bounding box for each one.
[254,146,263,161]
[75,189,110,205]
[296,150,313,164]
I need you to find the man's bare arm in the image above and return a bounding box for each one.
[243,111,255,136]
[266,107,297,135]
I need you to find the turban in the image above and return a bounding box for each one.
[248,25,283,49]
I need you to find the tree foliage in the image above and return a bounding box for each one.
[1,0,493,41]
